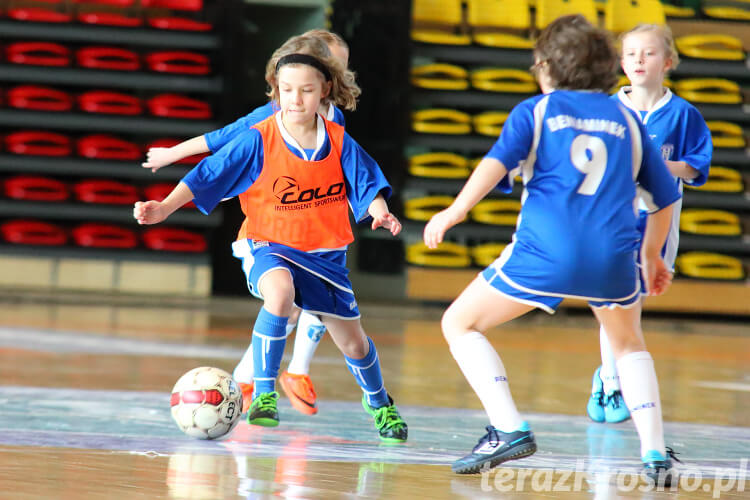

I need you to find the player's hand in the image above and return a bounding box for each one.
[423,207,465,249]
[133,200,168,225]
[371,212,402,236]
[142,147,174,173]
[641,254,673,296]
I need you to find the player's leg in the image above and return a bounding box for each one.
[234,312,297,413]
[246,268,295,427]
[592,302,677,485]
[587,325,630,423]
[445,275,538,474]
[279,310,326,415]
[323,315,408,443]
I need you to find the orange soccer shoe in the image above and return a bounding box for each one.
[238,381,254,414]
[279,372,318,415]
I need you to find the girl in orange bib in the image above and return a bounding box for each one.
[133,36,407,442]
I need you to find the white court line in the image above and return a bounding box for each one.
[0,326,341,365]
[693,381,750,392]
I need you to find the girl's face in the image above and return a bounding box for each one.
[277,64,331,126]
[621,31,671,88]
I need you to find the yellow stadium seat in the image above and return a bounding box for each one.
[663,4,696,18]
[473,111,509,136]
[679,209,742,236]
[411,63,469,90]
[411,0,472,45]
[684,166,744,193]
[703,5,750,22]
[408,152,471,179]
[406,241,472,268]
[470,68,538,93]
[466,0,535,49]
[470,199,521,225]
[706,121,746,149]
[604,0,666,33]
[675,34,745,61]
[412,109,472,135]
[404,195,455,221]
[676,252,746,280]
[471,242,507,267]
[535,0,598,29]
[674,78,742,104]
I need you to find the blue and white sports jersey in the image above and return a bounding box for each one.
[204,101,346,153]
[485,90,681,301]
[614,87,712,268]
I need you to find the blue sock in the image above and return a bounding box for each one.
[252,307,289,397]
[345,337,389,408]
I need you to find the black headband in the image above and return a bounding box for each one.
[275,53,331,81]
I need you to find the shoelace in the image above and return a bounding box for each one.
[665,447,682,464]
[473,425,501,451]
[607,391,622,408]
[252,392,278,412]
[374,405,405,430]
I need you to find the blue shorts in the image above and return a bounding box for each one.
[482,267,641,314]
[233,240,360,319]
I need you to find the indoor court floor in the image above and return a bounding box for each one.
[0,291,747,499]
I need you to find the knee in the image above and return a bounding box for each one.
[262,283,295,317]
[341,334,368,359]
[441,305,463,345]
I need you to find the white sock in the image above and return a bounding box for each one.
[616,351,665,457]
[449,331,524,432]
[233,324,295,383]
[286,312,325,375]
[599,326,620,394]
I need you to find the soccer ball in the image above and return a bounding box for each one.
[170,366,243,439]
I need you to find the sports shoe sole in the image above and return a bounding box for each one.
[279,375,318,415]
[452,441,537,474]
[247,416,279,427]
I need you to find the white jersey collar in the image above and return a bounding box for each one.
[616,86,673,125]
[275,111,326,161]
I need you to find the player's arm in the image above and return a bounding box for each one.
[367,194,401,236]
[142,136,209,172]
[664,160,699,181]
[640,201,676,296]
[423,156,507,249]
[133,182,194,225]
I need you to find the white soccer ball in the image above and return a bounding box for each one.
[170,366,243,439]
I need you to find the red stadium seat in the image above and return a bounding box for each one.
[147,94,211,119]
[1,219,68,246]
[147,17,212,32]
[4,176,69,202]
[145,138,208,164]
[73,179,139,205]
[8,7,72,23]
[72,223,137,248]
[145,51,210,75]
[143,227,207,252]
[77,134,141,160]
[7,85,73,112]
[5,131,72,156]
[77,46,140,71]
[6,42,71,67]
[143,182,196,207]
[141,0,203,11]
[72,0,135,6]
[78,90,142,115]
[78,12,143,27]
